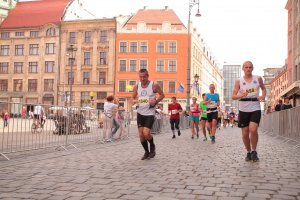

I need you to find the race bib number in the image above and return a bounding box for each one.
[138,96,149,105]
[202,110,207,114]
[171,110,178,114]
[245,87,256,93]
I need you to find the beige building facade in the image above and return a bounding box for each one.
[59,19,116,109]
[0,24,60,112]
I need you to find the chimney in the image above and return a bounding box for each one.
[165,6,168,10]
[143,6,147,10]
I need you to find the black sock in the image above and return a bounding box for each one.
[141,140,149,152]
[148,137,154,147]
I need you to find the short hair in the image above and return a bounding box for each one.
[242,61,253,68]
[202,93,206,97]
[139,68,148,75]
[106,95,114,102]
[171,96,176,100]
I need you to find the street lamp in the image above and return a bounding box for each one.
[186,0,201,111]
[67,44,77,107]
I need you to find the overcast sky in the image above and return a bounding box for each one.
[83,0,287,75]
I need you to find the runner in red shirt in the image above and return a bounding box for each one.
[168,97,183,139]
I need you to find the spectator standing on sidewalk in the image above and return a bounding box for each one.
[204,84,220,144]
[168,97,183,139]
[282,97,292,110]
[274,99,283,111]
[132,69,165,160]
[102,95,118,143]
[232,61,266,162]
[115,106,127,139]
[3,111,9,127]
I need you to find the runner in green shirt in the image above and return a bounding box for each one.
[199,93,211,141]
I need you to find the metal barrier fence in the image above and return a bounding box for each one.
[261,106,300,141]
[0,101,137,160]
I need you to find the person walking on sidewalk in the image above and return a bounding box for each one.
[132,69,165,160]
[204,84,220,144]
[102,95,118,143]
[168,96,183,139]
[199,93,210,141]
[189,97,200,139]
[232,61,266,162]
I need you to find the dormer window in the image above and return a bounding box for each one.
[46,28,56,36]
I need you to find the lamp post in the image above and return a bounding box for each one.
[186,0,201,111]
[67,44,77,107]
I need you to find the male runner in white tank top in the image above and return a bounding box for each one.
[132,69,165,160]
[232,61,266,162]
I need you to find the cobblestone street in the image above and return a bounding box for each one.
[0,126,299,200]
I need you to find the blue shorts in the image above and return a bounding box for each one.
[190,115,200,121]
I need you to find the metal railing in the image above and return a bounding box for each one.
[261,106,300,141]
[0,101,136,160]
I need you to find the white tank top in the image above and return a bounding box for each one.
[137,81,156,116]
[238,75,261,112]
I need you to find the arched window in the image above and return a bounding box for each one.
[46,28,56,36]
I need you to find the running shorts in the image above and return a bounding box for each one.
[238,110,261,128]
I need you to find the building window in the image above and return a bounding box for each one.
[14,62,23,73]
[28,79,37,92]
[156,60,164,72]
[140,60,148,70]
[140,42,148,53]
[45,61,54,73]
[45,43,55,54]
[156,42,164,53]
[168,81,175,93]
[30,31,39,37]
[99,72,106,84]
[128,80,136,92]
[157,81,164,92]
[100,52,107,65]
[168,41,177,53]
[83,72,90,84]
[13,79,23,92]
[119,60,126,72]
[97,92,107,100]
[46,28,56,36]
[29,62,38,73]
[84,31,92,43]
[81,92,90,107]
[130,42,137,53]
[120,42,127,53]
[15,44,24,56]
[29,44,39,55]
[0,32,10,39]
[129,60,137,72]
[68,72,74,85]
[100,31,107,42]
[0,80,8,91]
[15,32,24,37]
[69,32,76,43]
[168,60,177,72]
[0,63,8,74]
[44,79,54,91]
[84,52,91,65]
[119,81,126,92]
[0,45,9,56]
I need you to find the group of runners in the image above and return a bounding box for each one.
[132,60,266,162]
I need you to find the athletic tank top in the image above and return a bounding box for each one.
[238,75,261,112]
[206,93,219,113]
[137,81,156,116]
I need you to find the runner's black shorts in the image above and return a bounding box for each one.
[137,113,155,129]
[238,110,261,128]
[207,111,218,122]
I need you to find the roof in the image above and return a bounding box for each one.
[127,8,184,25]
[0,0,71,29]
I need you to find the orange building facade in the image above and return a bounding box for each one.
[115,8,188,112]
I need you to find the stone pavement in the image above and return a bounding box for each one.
[0,126,300,200]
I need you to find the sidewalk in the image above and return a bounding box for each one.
[0,126,299,200]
